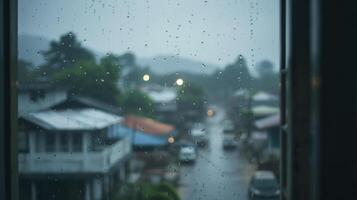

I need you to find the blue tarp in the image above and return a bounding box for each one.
[108,124,176,146]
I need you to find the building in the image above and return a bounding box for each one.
[254,113,280,158]
[251,91,279,107]
[110,115,177,150]
[107,114,178,185]
[252,105,279,120]
[18,108,131,200]
[140,84,177,125]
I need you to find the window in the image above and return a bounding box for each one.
[72,134,82,152]
[17,132,29,153]
[44,134,55,152]
[59,133,69,152]
[17,0,280,200]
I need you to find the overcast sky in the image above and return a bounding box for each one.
[19,0,280,69]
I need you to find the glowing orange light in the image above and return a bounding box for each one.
[207,109,214,117]
[168,136,175,143]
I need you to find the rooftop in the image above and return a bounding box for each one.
[255,114,280,129]
[22,108,122,131]
[252,105,279,116]
[254,170,276,179]
[122,115,175,136]
[141,85,176,103]
[252,91,278,101]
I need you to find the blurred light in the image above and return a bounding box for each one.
[176,78,184,86]
[143,74,150,81]
[168,136,175,143]
[207,109,214,117]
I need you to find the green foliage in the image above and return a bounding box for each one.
[155,182,180,200]
[255,60,279,94]
[113,182,180,200]
[53,60,120,105]
[41,32,95,71]
[18,59,35,84]
[100,54,121,81]
[120,90,155,118]
[213,55,252,91]
[177,82,206,122]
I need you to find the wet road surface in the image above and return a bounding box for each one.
[179,107,256,200]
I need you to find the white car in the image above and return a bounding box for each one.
[190,127,208,147]
[179,146,197,163]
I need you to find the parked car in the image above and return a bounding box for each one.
[222,119,235,134]
[222,135,238,150]
[190,126,208,147]
[179,146,197,163]
[248,171,280,200]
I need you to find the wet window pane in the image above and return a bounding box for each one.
[18,0,280,200]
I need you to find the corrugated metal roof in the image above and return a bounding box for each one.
[255,114,280,129]
[122,115,175,136]
[108,125,168,146]
[252,91,278,101]
[23,108,122,130]
[141,85,176,103]
[252,105,279,116]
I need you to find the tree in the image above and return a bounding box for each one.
[53,59,120,105]
[120,90,155,118]
[18,59,35,84]
[112,182,180,200]
[256,60,275,78]
[100,54,121,82]
[177,82,206,122]
[201,55,252,102]
[41,32,95,72]
[255,60,279,94]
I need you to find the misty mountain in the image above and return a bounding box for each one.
[137,55,218,75]
[18,34,219,75]
[18,34,50,66]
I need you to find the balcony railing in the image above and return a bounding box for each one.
[18,136,131,174]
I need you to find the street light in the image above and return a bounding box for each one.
[176,78,184,86]
[143,74,150,81]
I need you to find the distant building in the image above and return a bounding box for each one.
[140,84,177,125]
[254,113,280,158]
[252,91,279,107]
[251,105,279,120]
[110,115,177,151]
[108,115,178,185]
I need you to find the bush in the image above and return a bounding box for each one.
[112,182,180,200]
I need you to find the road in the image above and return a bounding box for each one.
[179,106,256,200]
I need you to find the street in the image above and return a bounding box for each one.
[179,107,256,200]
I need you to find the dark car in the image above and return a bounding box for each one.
[248,171,280,200]
[222,137,238,150]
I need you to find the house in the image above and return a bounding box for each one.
[18,108,131,200]
[50,95,122,115]
[254,113,280,158]
[251,91,279,107]
[109,115,177,150]
[140,84,177,125]
[252,105,279,120]
[107,115,178,184]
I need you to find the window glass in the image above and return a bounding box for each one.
[59,133,69,152]
[44,134,55,152]
[18,0,280,200]
[72,133,83,152]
